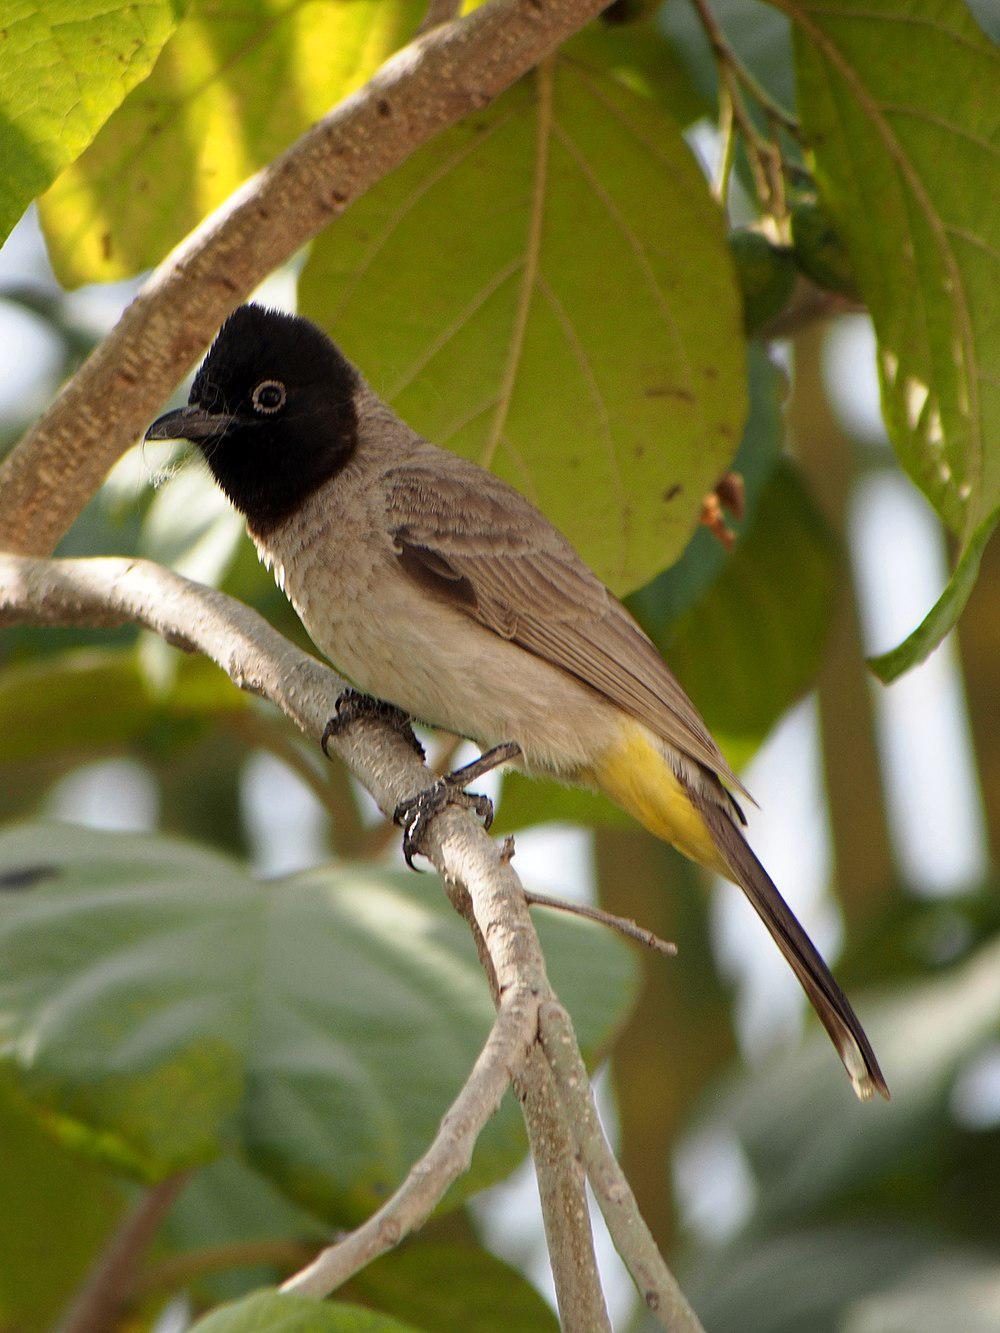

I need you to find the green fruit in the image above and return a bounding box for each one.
[728,230,797,334]
[791,201,860,299]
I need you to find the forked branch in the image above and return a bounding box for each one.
[0,553,698,1329]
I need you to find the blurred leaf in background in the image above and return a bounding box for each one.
[0,824,638,1218]
[300,25,747,593]
[189,1289,420,1332]
[38,0,426,285]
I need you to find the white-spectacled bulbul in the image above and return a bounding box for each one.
[146,303,888,1102]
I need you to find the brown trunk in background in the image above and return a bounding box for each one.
[957,532,1000,864]
[790,323,897,925]
[596,828,737,1254]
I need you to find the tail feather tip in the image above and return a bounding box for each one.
[844,1043,890,1103]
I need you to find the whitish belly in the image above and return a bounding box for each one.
[278,541,614,775]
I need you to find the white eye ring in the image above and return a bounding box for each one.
[251,379,286,414]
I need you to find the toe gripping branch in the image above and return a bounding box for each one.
[393,741,522,870]
[321,688,425,760]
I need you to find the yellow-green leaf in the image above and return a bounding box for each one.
[0,0,182,244]
[300,31,746,594]
[777,0,1000,675]
[39,0,424,285]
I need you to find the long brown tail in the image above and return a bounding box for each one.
[693,792,889,1101]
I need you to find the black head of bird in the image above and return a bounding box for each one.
[145,304,359,532]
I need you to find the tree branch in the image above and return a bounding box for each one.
[539,1001,706,1332]
[446,879,610,1328]
[0,0,613,557]
[516,1050,612,1329]
[0,554,632,1325]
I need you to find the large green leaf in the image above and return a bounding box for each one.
[39,0,424,285]
[627,344,787,633]
[346,1242,559,1333]
[191,1291,418,1333]
[300,28,746,595]
[777,0,1000,676]
[0,0,182,246]
[0,824,637,1220]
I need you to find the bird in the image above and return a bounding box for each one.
[146,303,888,1102]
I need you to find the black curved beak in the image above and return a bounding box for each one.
[144,405,233,442]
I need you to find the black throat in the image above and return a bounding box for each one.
[203,395,359,539]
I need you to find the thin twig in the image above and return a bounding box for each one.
[538,1001,706,1332]
[688,0,799,222]
[282,999,536,1296]
[713,85,736,207]
[57,1173,191,1333]
[525,889,678,957]
[689,0,800,136]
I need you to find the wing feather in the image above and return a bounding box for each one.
[384,461,748,799]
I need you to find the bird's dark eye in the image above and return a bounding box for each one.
[251,379,286,415]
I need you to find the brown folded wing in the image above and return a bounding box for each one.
[384,461,749,800]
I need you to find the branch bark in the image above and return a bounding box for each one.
[0,0,613,557]
[539,1002,705,1332]
[0,553,691,1327]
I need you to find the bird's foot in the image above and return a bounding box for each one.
[321,689,424,760]
[393,741,521,870]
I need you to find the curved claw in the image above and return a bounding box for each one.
[392,778,495,870]
[320,716,338,759]
[473,793,494,830]
[321,689,425,760]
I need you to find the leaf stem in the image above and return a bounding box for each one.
[688,0,802,220]
[714,86,736,207]
[56,1173,191,1333]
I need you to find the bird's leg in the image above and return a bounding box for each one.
[393,741,522,870]
[321,688,425,760]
